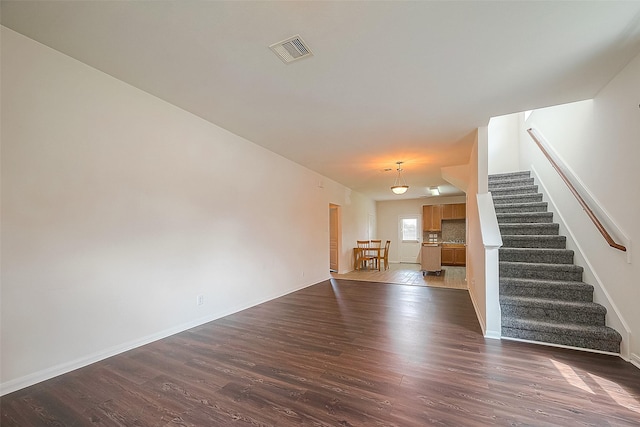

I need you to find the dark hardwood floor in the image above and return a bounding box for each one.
[2,279,640,426]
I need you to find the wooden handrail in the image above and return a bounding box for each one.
[527,128,626,252]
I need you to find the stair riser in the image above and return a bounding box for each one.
[499,249,574,264]
[500,264,583,281]
[500,283,593,302]
[499,224,559,235]
[491,186,538,197]
[488,178,535,189]
[497,214,553,224]
[493,194,544,205]
[495,204,548,214]
[501,305,605,325]
[501,327,620,353]
[501,236,566,249]
[488,172,531,182]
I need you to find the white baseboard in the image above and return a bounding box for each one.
[501,336,621,357]
[629,353,640,370]
[467,286,486,337]
[484,330,501,340]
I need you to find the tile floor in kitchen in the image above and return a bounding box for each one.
[331,263,467,289]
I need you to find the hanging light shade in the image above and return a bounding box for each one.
[391,161,409,195]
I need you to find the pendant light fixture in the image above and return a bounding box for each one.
[391,161,409,195]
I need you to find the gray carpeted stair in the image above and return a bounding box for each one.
[491,171,621,353]
[499,248,574,264]
[495,201,548,213]
[502,235,567,249]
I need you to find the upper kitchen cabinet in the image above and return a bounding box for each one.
[423,205,442,231]
[442,203,466,220]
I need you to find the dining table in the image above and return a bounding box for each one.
[353,246,383,270]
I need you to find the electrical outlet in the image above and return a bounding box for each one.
[197,295,204,306]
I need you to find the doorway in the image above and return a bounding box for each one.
[398,214,421,263]
[329,204,340,272]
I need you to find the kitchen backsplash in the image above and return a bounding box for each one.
[423,219,466,243]
[442,219,466,242]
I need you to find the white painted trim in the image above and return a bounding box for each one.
[0,281,317,396]
[484,330,502,340]
[501,336,622,357]
[477,192,503,248]
[467,286,487,337]
[484,331,502,340]
[468,285,501,340]
[476,192,502,338]
[397,214,422,264]
[531,165,631,360]
[629,353,640,370]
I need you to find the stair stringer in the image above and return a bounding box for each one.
[529,165,631,360]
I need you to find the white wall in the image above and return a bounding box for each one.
[376,198,424,264]
[376,197,465,265]
[326,187,376,274]
[0,27,374,393]
[488,113,521,174]
[521,52,640,364]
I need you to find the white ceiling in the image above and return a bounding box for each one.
[3,1,640,201]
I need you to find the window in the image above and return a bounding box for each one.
[401,218,418,241]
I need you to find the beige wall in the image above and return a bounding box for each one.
[0,27,374,393]
[466,129,487,333]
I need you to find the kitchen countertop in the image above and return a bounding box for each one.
[422,242,466,247]
[441,242,466,248]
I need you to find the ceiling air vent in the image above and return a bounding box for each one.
[269,35,313,64]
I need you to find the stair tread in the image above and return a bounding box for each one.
[500,261,583,270]
[500,295,606,312]
[491,184,538,191]
[497,215,554,225]
[500,247,572,251]
[502,317,622,340]
[495,203,548,212]
[500,277,593,289]
[499,224,559,231]
[489,178,534,189]
[493,194,542,200]
[495,201,547,207]
[497,212,553,217]
[495,207,548,214]
[502,234,566,240]
[500,233,560,237]
[499,223,558,227]
[499,250,574,264]
[489,171,531,179]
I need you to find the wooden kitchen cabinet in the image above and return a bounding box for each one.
[441,245,466,266]
[453,247,466,265]
[441,247,454,265]
[442,203,466,220]
[422,205,442,231]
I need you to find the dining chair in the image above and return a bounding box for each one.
[356,240,375,270]
[382,240,391,270]
[369,240,382,270]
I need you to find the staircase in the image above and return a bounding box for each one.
[490,171,622,353]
